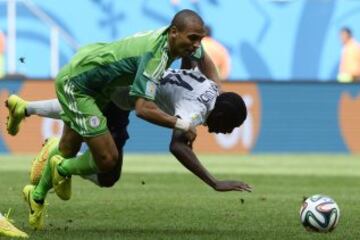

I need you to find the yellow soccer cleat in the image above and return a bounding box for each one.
[30,137,60,185]
[22,185,46,230]
[5,94,28,136]
[51,155,72,201]
[0,209,28,238]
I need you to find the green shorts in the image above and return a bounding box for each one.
[55,75,108,137]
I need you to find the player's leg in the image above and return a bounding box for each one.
[5,96,62,135]
[35,124,82,201]
[23,137,63,230]
[5,95,28,135]
[14,95,126,189]
[31,101,129,188]
[50,80,119,194]
[58,124,83,158]
[51,132,118,199]
[32,145,122,188]
[84,133,119,171]
[26,99,62,119]
[32,124,82,201]
[70,102,129,187]
[30,137,60,185]
[96,152,123,187]
[23,78,85,228]
[94,102,130,187]
[23,99,127,188]
[23,124,82,229]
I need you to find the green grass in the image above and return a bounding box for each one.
[1,154,360,239]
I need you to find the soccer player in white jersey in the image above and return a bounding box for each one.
[7,68,250,207]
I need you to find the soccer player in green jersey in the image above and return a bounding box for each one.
[6,9,220,230]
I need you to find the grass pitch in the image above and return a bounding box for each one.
[0,154,360,239]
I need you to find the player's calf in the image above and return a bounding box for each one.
[93,150,119,172]
[98,158,122,187]
[58,126,82,158]
[85,133,119,173]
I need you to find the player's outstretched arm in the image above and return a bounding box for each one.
[169,129,252,192]
[134,98,193,132]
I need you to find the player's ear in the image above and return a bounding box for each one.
[169,26,178,38]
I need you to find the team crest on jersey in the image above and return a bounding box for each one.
[191,114,203,126]
[145,81,157,99]
[89,116,100,128]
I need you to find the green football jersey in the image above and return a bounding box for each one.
[57,26,204,105]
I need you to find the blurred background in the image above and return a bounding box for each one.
[0,0,359,154]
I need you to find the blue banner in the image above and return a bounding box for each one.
[2,80,359,154]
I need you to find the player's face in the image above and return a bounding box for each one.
[169,23,205,58]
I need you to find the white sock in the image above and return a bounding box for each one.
[26,99,62,119]
[80,174,101,187]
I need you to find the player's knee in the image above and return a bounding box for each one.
[98,160,122,187]
[97,173,120,188]
[99,178,117,188]
[95,151,119,172]
[59,140,81,157]
[59,126,82,157]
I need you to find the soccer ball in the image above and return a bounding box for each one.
[299,194,340,232]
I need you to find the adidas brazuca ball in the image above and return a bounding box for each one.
[299,194,340,232]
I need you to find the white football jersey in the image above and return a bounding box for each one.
[111,68,219,127]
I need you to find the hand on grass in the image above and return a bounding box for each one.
[214,180,252,192]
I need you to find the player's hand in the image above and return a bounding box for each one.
[214,180,252,192]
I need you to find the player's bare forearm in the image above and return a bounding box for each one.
[169,129,218,189]
[170,129,252,192]
[135,98,177,129]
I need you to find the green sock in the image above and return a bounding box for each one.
[32,143,61,202]
[57,150,98,176]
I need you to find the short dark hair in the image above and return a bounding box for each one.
[170,9,204,31]
[215,92,247,128]
[341,27,352,36]
[204,25,212,37]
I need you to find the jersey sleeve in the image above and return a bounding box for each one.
[129,52,167,101]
